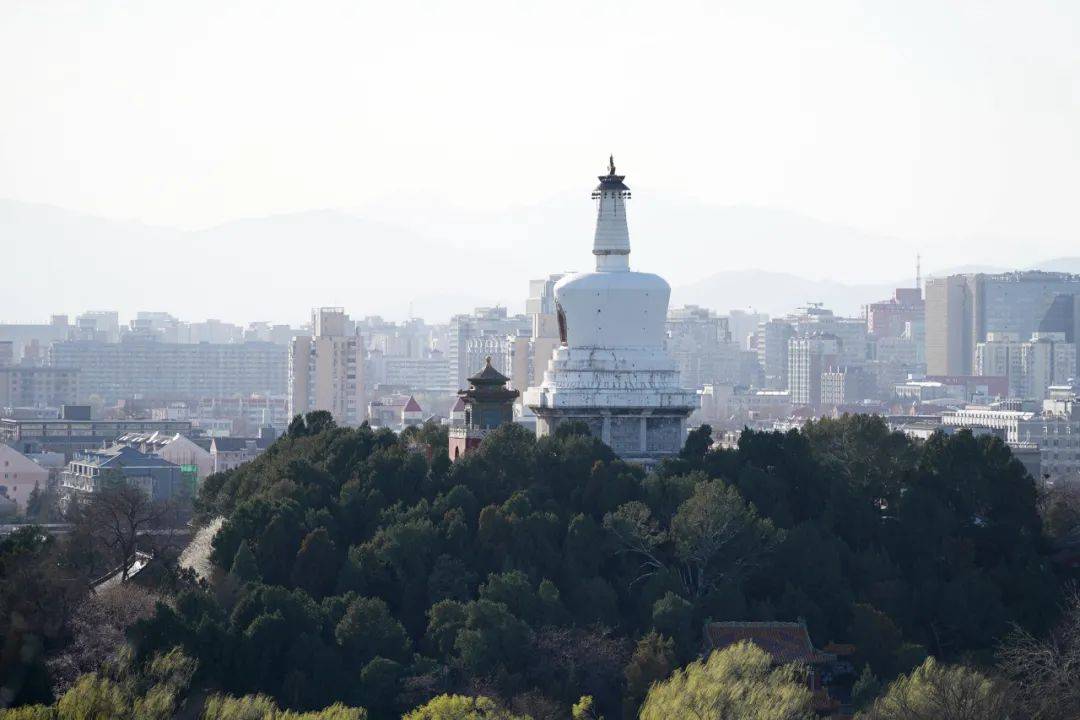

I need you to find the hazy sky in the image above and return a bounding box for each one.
[4,1,1080,300]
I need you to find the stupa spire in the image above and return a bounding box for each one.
[592,155,631,271]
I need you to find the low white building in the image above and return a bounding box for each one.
[942,406,1035,444]
[210,432,276,474]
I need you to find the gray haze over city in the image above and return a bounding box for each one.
[4,1,1080,324]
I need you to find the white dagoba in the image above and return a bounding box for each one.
[524,157,698,461]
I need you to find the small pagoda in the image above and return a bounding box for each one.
[448,357,519,460]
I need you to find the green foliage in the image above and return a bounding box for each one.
[291,529,339,599]
[622,631,676,716]
[201,694,367,720]
[639,641,813,720]
[857,657,1009,720]
[401,694,525,720]
[0,707,55,720]
[454,600,533,675]
[650,593,693,657]
[231,540,260,583]
[851,664,882,710]
[334,597,411,665]
[570,695,600,720]
[0,526,86,707]
[357,657,401,716]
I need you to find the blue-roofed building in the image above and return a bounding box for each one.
[60,444,188,504]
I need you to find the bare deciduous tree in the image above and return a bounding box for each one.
[46,583,161,693]
[77,474,177,583]
[998,590,1080,720]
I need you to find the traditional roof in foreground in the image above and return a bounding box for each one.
[704,621,835,664]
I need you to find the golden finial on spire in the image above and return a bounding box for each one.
[608,154,616,176]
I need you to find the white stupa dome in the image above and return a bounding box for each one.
[523,158,697,461]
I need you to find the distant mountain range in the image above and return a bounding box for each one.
[4,197,1080,323]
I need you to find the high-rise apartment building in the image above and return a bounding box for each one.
[49,338,286,403]
[0,366,80,408]
[288,308,366,426]
[526,274,565,392]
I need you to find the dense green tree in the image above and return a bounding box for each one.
[622,631,676,716]
[850,664,882,711]
[334,597,411,666]
[679,424,713,465]
[230,540,261,583]
[650,592,693,658]
[425,600,467,659]
[358,657,402,717]
[478,571,544,626]
[454,600,533,675]
[291,529,339,599]
[0,527,89,707]
[670,480,779,599]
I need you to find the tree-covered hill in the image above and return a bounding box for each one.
[110,411,1064,719]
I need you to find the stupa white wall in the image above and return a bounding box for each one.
[524,158,698,461]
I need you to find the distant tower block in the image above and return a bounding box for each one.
[449,357,520,460]
[524,159,698,462]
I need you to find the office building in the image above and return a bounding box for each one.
[74,311,120,342]
[757,319,794,390]
[788,334,840,408]
[926,271,1080,375]
[867,287,924,339]
[446,307,530,392]
[666,305,740,390]
[0,410,192,460]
